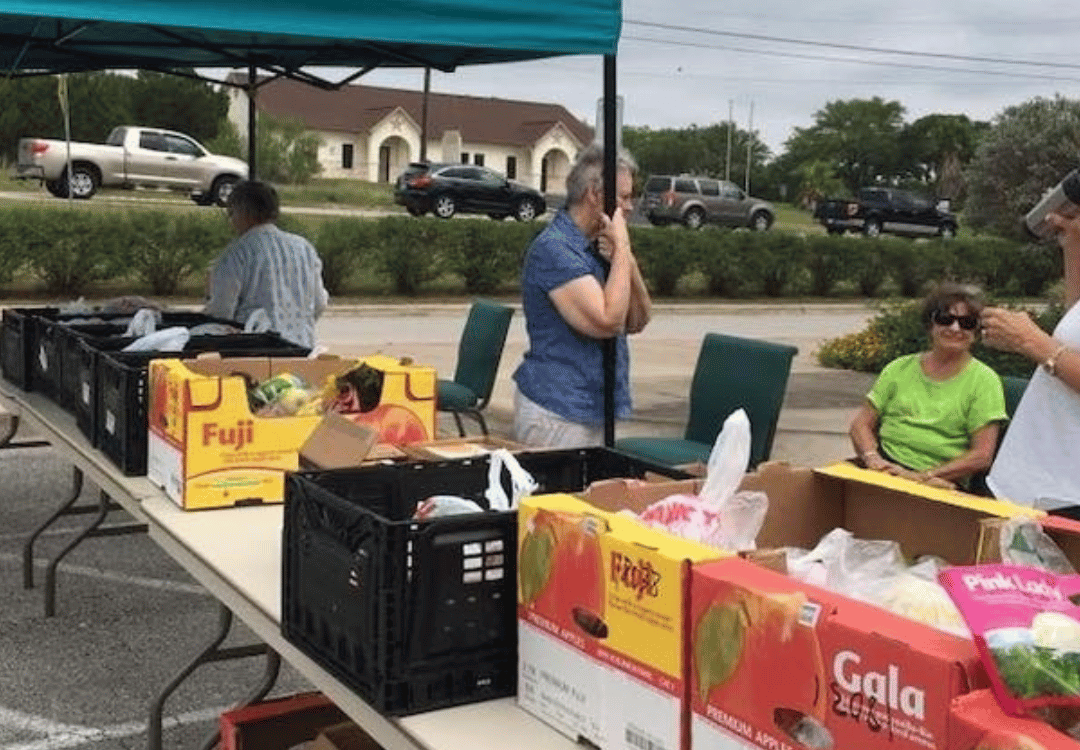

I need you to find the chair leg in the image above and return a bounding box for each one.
[451,411,466,438]
[469,410,489,437]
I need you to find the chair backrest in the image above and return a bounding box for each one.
[1001,375,1029,419]
[453,299,515,407]
[683,332,799,469]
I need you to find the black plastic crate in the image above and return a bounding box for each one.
[57,311,240,413]
[1,307,59,390]
[281,447,690,716]
[95,332,310,475]
[31,312,140,406]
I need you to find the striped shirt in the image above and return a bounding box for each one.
[204,223,328,348]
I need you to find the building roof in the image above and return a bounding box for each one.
[228,73,593,149]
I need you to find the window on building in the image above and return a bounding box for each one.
[473,153,484,166]
[506,156,517,179]
[342,144,354,170]
[460,152,470,164]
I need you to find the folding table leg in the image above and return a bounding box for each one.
[23,466,84,589]
[41,489,148,617]
[148,603,281,750]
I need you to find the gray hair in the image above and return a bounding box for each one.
[227,180,280,223]
[565,143,638,207]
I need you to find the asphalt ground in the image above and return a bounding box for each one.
[0,301,876,750]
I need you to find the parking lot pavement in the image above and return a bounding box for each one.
[0,301,874,750]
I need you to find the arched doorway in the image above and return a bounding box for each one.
[378,135,411,182]
[540,148,571,193]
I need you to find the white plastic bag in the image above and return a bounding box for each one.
[785,528,907,603]
[483,449,537,511]
[633,408,767,551]
[244,308,273,334]
[124,308,159,338]
[699,408,752,510]
[121,326,190,352]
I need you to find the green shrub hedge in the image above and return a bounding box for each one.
[0,205,1068,301]
[817,298,1066,377]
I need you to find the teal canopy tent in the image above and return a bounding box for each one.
[0,0,619,79]
[0,0,625,444]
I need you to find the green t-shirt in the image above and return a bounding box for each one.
[868,353,1007,472]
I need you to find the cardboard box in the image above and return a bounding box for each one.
[401,435,524,462]
[949,689,1079,750]
[310,721,383,750]
[691,557,988,750]
[147,354,357,509]
[517,492,725,750]
[146,354,434,509]
[574,462,1042,750]
[219,692,347,750]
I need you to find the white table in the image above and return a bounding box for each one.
[0,376,578,750]
[141,495,579,750]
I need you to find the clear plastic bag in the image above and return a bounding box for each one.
[999,518,1076,575]
[123,308,159,338]
[483,448,537,511]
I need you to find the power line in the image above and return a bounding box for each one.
[622,34,1080,83]
[625,19,1080,71]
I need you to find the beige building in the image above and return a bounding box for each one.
[225,73,593,192]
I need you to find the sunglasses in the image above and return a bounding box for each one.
[932,309,979,330]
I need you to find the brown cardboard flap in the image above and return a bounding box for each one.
[311,722,383,750]
[402,435,524,461]
[300,412,378,470]
[579,477,704,515]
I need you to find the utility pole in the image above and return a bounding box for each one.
[744,100,754,193]
[725,99,733,182]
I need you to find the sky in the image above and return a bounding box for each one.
[340,0,1080,157]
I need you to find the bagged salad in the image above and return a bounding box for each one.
[940,564,1080,731]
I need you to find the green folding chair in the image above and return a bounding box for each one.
[436,300,515,437]
[615,332,798,469]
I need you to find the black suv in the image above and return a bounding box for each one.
[394,162,546,221]
[642,175,775,230]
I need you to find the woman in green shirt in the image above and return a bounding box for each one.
[849,283,1007,489]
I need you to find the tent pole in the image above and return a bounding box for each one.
[247,64,257,180]
[420,67,430,162]
[602,54,617,447]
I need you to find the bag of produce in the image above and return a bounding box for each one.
[940,564,1080,733]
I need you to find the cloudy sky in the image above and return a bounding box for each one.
[350,0,1080,156]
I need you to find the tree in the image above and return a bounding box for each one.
[899,114,986,201]
[130,71,229,144]
[965,95,1080,240]
[783,97,906,193]
[210,114,321,184]
[623,123,770,188]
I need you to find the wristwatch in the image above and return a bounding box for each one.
[1042,344,1068,376]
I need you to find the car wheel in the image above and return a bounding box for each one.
[407,206,426,217]
[864,219,883,238]
[826,227,844,236]
[683,207,705,229]
[59,164,99,199]
[488,213,508,221]
[514,199,539,222]
[211,175,239,207]
[433,194,456,219]
[44,179,65,198]
[940,224,957,239]
[750,210,773,231]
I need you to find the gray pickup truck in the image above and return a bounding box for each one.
[16,125,248,205]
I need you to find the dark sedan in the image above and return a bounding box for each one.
[394,162,547,221]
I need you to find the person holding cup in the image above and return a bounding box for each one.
[983,210,1080,515]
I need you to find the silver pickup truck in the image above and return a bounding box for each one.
[16,125,248,205]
